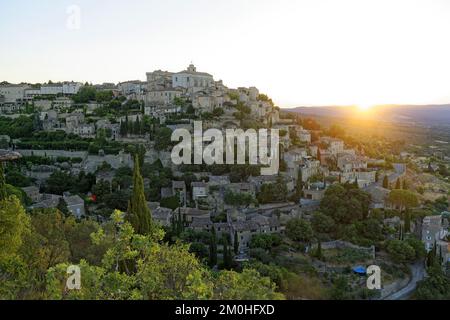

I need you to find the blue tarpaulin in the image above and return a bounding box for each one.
[352,266,366,274]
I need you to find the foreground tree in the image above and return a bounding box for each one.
[0,193,31,299]
[0,196,30,263]
[46,210,284,300]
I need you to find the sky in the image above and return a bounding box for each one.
[1,0,450,107]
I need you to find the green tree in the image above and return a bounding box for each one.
[20,209,71,277]
[329,276,352,300]
[63,217,109,265]
[320,184,371,224]
[388,189,418,215]
[249,233,281,250]
[286,218,313,243]
[43,171,73,195]
[415,262,450,300]
[257,177,288,204]
[213,269,284,300]
[405,236,426,260]
[311,211,335,234]
[160,196,180,210]
[154,127,173,151]
[95,90,113,103]
[73,86,97,103]
[386,239,416,263]
[126,157,153,235]
[224,190,255,207]
[46,211,284,300]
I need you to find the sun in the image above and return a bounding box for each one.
[356,103,374,111]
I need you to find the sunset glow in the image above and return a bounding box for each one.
[356,103,375,112]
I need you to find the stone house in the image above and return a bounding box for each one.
[21,186,42,203]
[64,194,85,219]
[191,181,208,201]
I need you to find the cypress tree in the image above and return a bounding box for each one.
[209,226,217,267]
[395,178,401,189]
[170,214,176,234]
[0,164,6,201]
[136,145,145,169]
[296,169,303,197]
[426,249,434,267]
[382,175,389,189]
[126,156,152,235]
[316,240,323,259]
[177,209,184,235]
[120,120,126,136]
[427,241,437,267]
[404,209,411,233]
[233,231,239,255]
[129,120,135,136]
[223,235,232,269]
[223,237,228,268]
[402,179,408,190]
[135,117,141,135]
[228,246,233,269]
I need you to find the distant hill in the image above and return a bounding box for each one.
[285,105,450,127]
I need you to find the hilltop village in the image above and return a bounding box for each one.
[1,64,449,299]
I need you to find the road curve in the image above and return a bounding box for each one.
[384,262,426,300]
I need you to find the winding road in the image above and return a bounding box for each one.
[384,262,426,300]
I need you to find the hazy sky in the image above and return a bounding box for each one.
[2,0,450,107]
